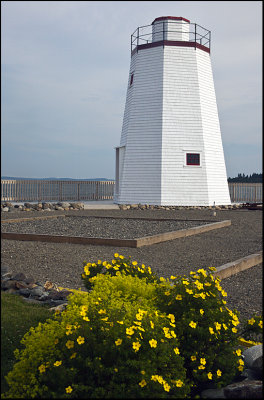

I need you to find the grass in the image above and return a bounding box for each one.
[1,292,52,394]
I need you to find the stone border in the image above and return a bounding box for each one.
[1,219,231,248]
[213,251,263,280]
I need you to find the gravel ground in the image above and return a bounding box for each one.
[1,216,208,239]
[1,208,262,321]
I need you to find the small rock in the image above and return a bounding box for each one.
[30,286,46,297]
[2,207,9,212]
[1,280,17,290]
[12,272,27,281]
[18,288,31,297]
[49,303,68,313]
[15,281,29,290]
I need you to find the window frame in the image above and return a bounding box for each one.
[183,150,202,168]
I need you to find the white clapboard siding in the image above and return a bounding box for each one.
[117,46,164,204]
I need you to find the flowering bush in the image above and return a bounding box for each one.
[3,254,260,399]
[2,274,191,398]
[81,253,159,290]
[153,268,245,393]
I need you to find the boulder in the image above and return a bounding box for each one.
[243,344,262,374]
[223,380,263,399]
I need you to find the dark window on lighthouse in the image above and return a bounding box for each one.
[186,153,200,166]
[130,73,134,86]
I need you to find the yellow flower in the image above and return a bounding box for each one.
[215,322,221,331]
[54,339,59,345]
[236,349,242,356]
[198,365,205,370]
[65,386,73,393]
[164,291,170,296]
[117,320,124,324]
[150,320,154,329]
[208,372,213,380]
[238,365,244,372]
[200,309,204,315]
[119,255,124,259]
[209,266,216,271]
[217,369,222,377]
[149,339,157,348]
[186,288,193,294]
[200,292,206,299]
[132,261,138,266]
[136,313,143,320]
[248,318,255,325]
[239,359,244,365]
[38,364,46,373]
[194,280,203,290]
[168,314,175,323]
[175,380,183,387]
[232,327,238,333]
[70,352,76,359]
[114,368,118,372]
[139,379,147,387]
[170,275,176,280]
[259,321,262,328]
[101,317,108,321]
[209,327,214,335]
[114,253,119,257]
[191,355,196,361]
[66,340,74,349]
[126,327,135,335]
[221,290,227,297]
[175,294,182,300]
[115,338,122,346]
[54,361,62,367]
[200,358,206,365]
[148,266,152,274]
[160,277,166,282]
[189,321,197,329]
[174,347,180,355]
[77,336,85,345]
[141,370,145,375]
[197,268,207,277]
[132,341,141,352]
[182,279,189,285]
[163,383,171,392]
[222,323,228,330]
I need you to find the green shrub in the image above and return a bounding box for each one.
[153,268,245,393]
[2,274,191,398]
[81,253,159,290]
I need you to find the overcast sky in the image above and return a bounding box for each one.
[1,1,262,179]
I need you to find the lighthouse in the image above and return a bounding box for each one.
[114,16,231,206]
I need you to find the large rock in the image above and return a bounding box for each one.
[223,380,263,399]
[243,344,262,374]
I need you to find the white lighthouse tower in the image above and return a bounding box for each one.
[114,16,231,206]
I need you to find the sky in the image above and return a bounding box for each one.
[1,1,262,179]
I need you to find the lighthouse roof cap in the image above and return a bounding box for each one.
[152,16,190,24]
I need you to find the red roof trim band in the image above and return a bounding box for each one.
[152,16,190,24]
[131,40,210,56]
